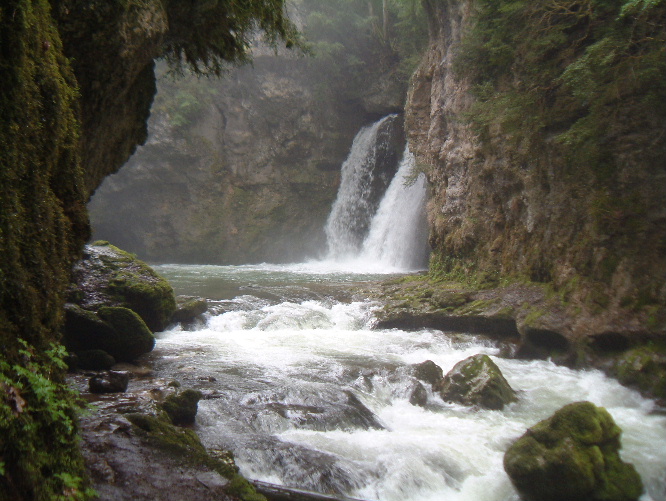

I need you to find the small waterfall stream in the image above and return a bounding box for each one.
[325,115,428,271]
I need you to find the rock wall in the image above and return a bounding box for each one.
[406,0,666,340]
[88,56,406,264]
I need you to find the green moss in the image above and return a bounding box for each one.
[504,401,643,501]
[126,412,266,501]
[96,306,155,362]
[160,389,203,426]
[0,0,91,498]
[612,344,666,400]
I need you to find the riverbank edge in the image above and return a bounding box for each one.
[358,276,666,406]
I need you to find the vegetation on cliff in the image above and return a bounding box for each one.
[412,0,665,327]
[0,0,91,497]
[0,0,299,499]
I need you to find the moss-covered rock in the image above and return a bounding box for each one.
[63,302,117,352]
[439,354,517,410]
[69,242,177,331]
[96,306,155,362]
[610,344,666,402]
[504,401,643,501]
[126,411,265,501]
[160,389,203,426]
[173,296,208,323]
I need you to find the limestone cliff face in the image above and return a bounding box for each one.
[88,56,405,264]
[406,0,666,339]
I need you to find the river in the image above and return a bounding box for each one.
[150,262,666,501]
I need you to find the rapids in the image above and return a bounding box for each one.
[152,264,666,501]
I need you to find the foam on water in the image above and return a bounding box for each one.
[155,293,666,501]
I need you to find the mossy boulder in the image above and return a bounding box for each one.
[610,344,666,402]
[504,401,643,501]
[96,306,156,362]
[63,303,155,362]
[63,302,117,352]
[439,354,517,410]
[160,389,203,426]
[173,295,208,323]
[69,242,177,332]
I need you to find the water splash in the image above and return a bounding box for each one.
[325,115,403,260]
[324,116,428,272]
[359,148,428,270]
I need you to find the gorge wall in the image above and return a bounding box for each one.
[88,55,405,264]
[406,0,666,340]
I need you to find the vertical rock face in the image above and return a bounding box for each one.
[406,0,666,336]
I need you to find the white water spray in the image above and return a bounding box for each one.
[324,117,428,272]
[359,148,428,270]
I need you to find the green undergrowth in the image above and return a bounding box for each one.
[0,342,93,501]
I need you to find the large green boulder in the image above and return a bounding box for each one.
[439,354,517,410]
[63,303,155,362]
[69,242,176,331]
[97,306,156,362]
[504,401,643,501]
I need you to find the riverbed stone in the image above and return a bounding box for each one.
[504,401,643,501]
[160,389,204,426]
[173,296,208,323]
[411,360,444,387]
[438,354,517,410]
[89,371,130,393]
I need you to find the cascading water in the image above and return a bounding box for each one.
[151,264,666,501]
[358,148,428,270]
[324,116,428,271]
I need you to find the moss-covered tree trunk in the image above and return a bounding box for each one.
[0,0,90,498]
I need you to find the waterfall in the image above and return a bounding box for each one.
[359,148,428,270]
[324,115,403,259]
[324,116,428,271]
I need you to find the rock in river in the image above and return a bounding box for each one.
[438,354,517,410]
[504,401,643,501]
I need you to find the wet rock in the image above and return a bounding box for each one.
[77,349,116,370]
[504,401,643,501]
[411,360,444,387]
[609,345,666,402]
[89,371,130,393]
[173,295,208,323]
[97,306,156,362]
[69,242,177,332]
[65,304,157,364]
[160,389,203,426]
[439,354,517,410]
[63,303,117,352]
[408,381,428,407]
